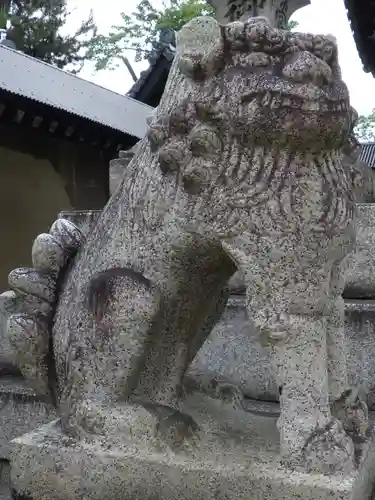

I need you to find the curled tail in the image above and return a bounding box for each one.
[1,219,84,404]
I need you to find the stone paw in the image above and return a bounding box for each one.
[156,410,200,451]
[331,387,369,444]
[300,419,355,475]
[141,402,200,451]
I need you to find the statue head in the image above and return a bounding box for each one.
[147,17,356,237]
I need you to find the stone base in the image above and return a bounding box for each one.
[0,376,56,460]
[9,397,375,500]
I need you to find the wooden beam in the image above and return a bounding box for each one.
[49,120,58,133]
[32,116,43,128]
[13,109,25,123]
[65,125,75,137]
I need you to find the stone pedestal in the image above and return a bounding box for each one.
[207,0,310,26]
[9,402,375,500]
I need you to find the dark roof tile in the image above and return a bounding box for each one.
[0,44,153,139]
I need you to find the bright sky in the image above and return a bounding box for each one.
[67,0,375,116]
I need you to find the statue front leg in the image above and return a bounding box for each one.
[222,236,355,474]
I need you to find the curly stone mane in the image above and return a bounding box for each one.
[144,17,356,238]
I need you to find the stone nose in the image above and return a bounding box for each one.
[282,51,333,88]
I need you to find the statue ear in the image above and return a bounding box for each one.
[177,16,223,80]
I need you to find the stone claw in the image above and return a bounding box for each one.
[300,419,355,475]
[140,401,200,451]
[331,387,369,443]
[155,410,200,451]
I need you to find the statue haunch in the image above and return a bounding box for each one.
[1,16,368,474]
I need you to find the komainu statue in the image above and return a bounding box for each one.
[2,16,368,475]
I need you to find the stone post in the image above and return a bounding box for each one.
[207,0,310,27]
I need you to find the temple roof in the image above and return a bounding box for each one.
[345,0,375,75]
[0,44,153,140]
[360,142,375,167]
[127,29,175,107]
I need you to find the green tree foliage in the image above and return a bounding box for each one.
[87,0,299,72]
[0,0,96,72]
[87,0,214,71]
[286,19,298,31]
[354,110,375,142]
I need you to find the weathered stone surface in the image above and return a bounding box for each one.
[10,407,375,500]
[345,300,375,408]
[0,293,20,373]
[109,143,142,196]
[5,218,83,404]
[7,315,52,403]
[0,289,53,376]
[191,296,277,401]
[0,460,10,500]
[229,202,375,297]
[4,14,371,481]
[191,298,375,410]
[346,203,375,298]
[31,235,68,275]
[0,377,55,460]
[57,210,99,239]
[8,270,55,304]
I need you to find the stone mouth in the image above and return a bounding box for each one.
[242,91,349,114]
